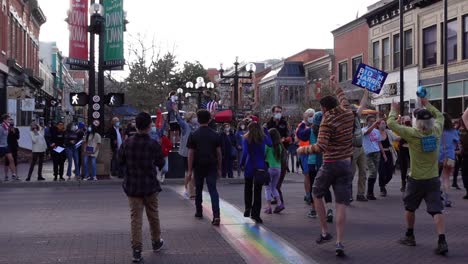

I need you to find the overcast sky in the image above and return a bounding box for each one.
[38,0,379,76]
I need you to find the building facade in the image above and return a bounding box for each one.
[304,52,334,108]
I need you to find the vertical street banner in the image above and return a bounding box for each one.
[103,0,125,69]
[68,0,88,67]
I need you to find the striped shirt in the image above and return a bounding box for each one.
[302,87,354,160]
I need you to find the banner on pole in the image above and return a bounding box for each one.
[352,63,388,94]
[103,0,125,69]
[68,0,89,67]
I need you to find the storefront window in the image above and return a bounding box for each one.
[448,82,463,97]
[429,100,442,111]
[447,98,462,118]
[423,26,437,68]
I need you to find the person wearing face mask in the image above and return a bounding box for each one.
[64,123,80,180]
[124,119,137,141]
[399,116,412,192]
[377,120,400,197]
[220,123,236,178]
[83,124,101,181]
[177,111,198,198]
[107,117,123,177]
[4,118,20,181]
[266,105,290,206]
[235,121,247,178]
[50,121,67,181]
[296,108,315,205]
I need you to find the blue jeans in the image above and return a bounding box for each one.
[83,155,97,178]
[66,147,80,177]
[194,166,219,218]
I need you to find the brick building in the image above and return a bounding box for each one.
[0,0,46,125]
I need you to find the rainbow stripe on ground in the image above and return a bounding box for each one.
[170,186,318,264]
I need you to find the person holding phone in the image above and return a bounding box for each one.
[83,124,101,181]
[26,122,47,181]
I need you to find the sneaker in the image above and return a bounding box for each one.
[4,177,9,182]
[12,175,21,181]
[367,194,377,200]
[183,191,190,199]
[244,209,251,217]
[273,204,285,214]
[59,177,65,181]
[304,195,312,205]
[398,235,416,246]
[84,177,91,181]
[37,177,46,181]
[356,195,368,202]
[380,187,387,197]
[264,208,272,214]
[435,240,448,255]
[327,209,333,223]
[53,177,57,181]
[194,212,203,219]
[25,177,31,182]
[212,218,220,226]
[307,209,317,219]
[451,184,461,190]
[316,233,333,244]
[335,242,345,257]
[152,238,164,252]
[92,177,98,181]
[444,200,452,208]
[132,249,142,262]
[251,216,263,224]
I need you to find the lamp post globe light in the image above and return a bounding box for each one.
[218,58,256,115]
[185,77,214,109]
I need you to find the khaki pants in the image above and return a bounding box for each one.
[128,193,161,250]
[352,147,367,196]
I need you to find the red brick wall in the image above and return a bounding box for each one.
[333,22,369,79]
[0,2,7,66]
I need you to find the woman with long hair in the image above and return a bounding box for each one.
[83,124,102,181]
[26,122,47,181]
[177,111,199,199]
[439,113,459,207]
[264,128,284,214]
[377,119,399,197]
[240,122,272,223]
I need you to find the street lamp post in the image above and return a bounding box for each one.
[185,78,215,109]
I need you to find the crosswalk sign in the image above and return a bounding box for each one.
[105,93,124,107]
[70,93,89,106]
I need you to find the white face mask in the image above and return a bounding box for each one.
[307,117,314,124]
[151,127,157,133]
[240,125,245,130]
[274,113,282,120]
[225,128,230,133]
[191,118,198,124]
[87,127,92,132]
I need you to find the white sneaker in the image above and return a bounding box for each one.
[84,177,92,181]
[92,177,98,181]
[183,191,190,199]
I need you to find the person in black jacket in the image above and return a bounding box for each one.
[4,120,20,180]
[50,121,66,181]
[118,112,165,263]
[220,123,236,178]
[107,117,123,177]
[64,123,79,180]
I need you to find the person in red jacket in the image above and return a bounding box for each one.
[159,131,172,182]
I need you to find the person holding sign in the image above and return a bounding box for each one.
[387,98,448,256]
[83,124,102,181]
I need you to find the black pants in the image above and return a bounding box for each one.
[28,152,44,178]
[194,166,220,218]
[244,177,263,218]
[400,147,410,186]
[379,151,394,187]
[276,160,287,204]
[51,151,66,177]
[461,154,468,192]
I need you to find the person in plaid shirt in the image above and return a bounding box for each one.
[118,112,166,263]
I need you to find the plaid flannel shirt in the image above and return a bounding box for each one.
[118,133,165,197]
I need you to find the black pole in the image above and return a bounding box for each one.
[97,2,105,134]
[198,92,201,109]
[233,61,239,114]
[88,14,96,125]
[443,0,448,112]
[399,0,404,114]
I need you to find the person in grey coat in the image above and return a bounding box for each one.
[177,111,199,199]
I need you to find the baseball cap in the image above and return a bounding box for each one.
[414,108,433,120]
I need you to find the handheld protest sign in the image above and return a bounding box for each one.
[352,63,388,94]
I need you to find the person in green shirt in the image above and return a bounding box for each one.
[387,98,448,256]
[264,128,284,214]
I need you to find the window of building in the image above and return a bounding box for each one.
[393,34,400,69]
[404,29,413,66]
[463,15,468,60]
[423,26,437,68]
[373,41,380,68]
[338,61,348,82]
[382,38,390,71]
[352,56,362,76]
[441,20,458,63]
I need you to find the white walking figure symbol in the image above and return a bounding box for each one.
[72,94,79,105]
[110,95,115,105]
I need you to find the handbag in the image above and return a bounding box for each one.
[248,143,270,185]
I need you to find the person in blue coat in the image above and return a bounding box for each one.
[221,123,236,178]
[241,122,272,224]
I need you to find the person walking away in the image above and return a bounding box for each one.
[351,91,369,201]
[241,122,273,223]
[27,122,47,181]
[459,116,468,199]
[399,116,412,192]
[306,112,334,222]
[297,75,354,257]
[83,125,101,181]
[0,115,18,181]
[221,123,236,178]
[177,111,198,199]
[118,112,165,263]
[377,120,400,197]
[388,98,448,255]
[50,121,66,181]
[266,105,290,206]
[4,119,20,180]
[296,109,315,205]
[187,109,222,226]
[438,113,459,207]
[64,123,80,180]
[235,121,247,178]
[362,115,385,200]
[264,128,284,214]
[107,117,123,177]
